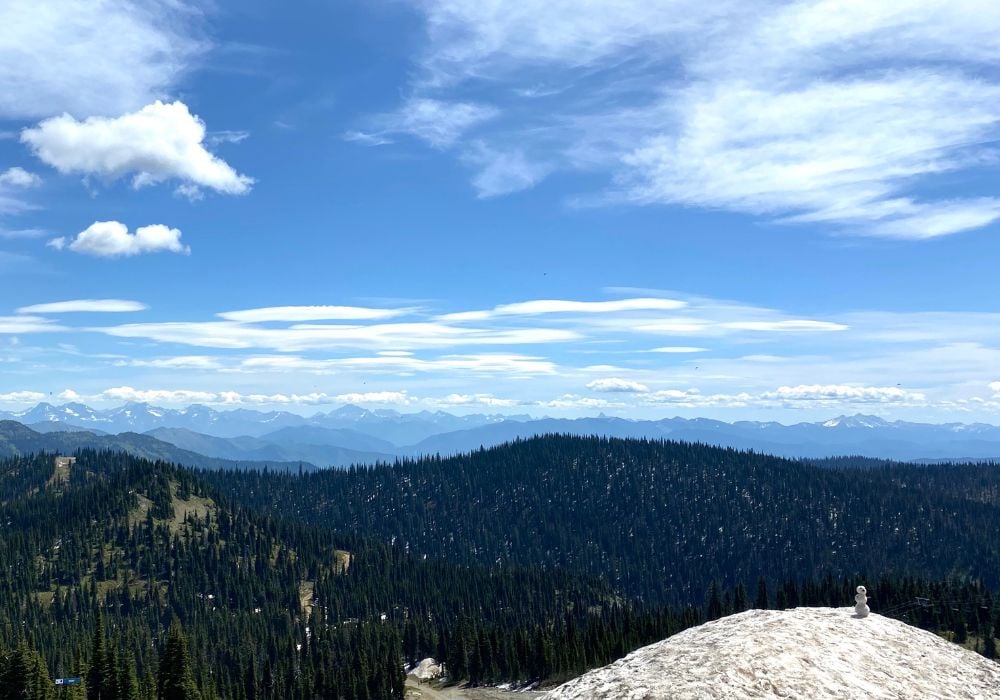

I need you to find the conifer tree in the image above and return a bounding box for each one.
[754,576,769,609]
[157,622,200,700]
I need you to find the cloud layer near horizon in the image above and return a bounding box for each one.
[1,291,1000,419]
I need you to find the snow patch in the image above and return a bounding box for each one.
[544,607,1000,699]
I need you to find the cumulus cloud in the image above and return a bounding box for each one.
[17,299,147,314]
[334,391,413,405]
[21,101,253,196]
[100,386,218,404]
[538,394,622,409]
[761,384,926,404]
[587,377,650,393]
[437,393,522,407]
[0,167,41,188]
[0,0,203,119]
[51,221,189,258]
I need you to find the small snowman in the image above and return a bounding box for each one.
[854,585,870,618]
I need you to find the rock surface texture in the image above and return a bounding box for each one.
[544,607,1000,699]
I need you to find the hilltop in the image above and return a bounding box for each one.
[545,607,1000,699]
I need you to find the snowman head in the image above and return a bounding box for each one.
[856,586,867,595]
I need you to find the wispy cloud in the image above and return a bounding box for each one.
[375,97,499,148]
[218,305,411,323]
[17,299,147,314]
[0,167,41,188]
[7,291,1000,419]
[389,0,1000,238]
[0,0,205,119]
[0,315,66,334]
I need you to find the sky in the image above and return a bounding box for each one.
[1,0,1000,422]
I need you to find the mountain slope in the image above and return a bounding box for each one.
[204,435,1000,605]
[545,608,1000,699]
[0,420,309,471]
[0,448,693,697]
[145,426,392,467]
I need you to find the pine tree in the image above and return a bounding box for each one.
[157,622,200,700]
[86,612,113,700]
[754,576,769,610]
[733,582,748,612]
[706,581,723,621]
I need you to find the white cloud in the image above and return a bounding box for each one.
[219,305,409,323]
[621,72,1000,238]
[538,394,622,410]
[0,315,65,334]
[22,101,253,195]
[0,228,46,239]
[121,356,222,370]
[441,297,687,321]
[96,320,577,351]
[0,390,45,403]
[586,377,649,393]
[0,0,203,119]
[381,98,498,148]
[17,299,147,314]
[58,389,81,401]
[650,346,707,353]
[0,167,41,188]
[990,381,1000,394]
[342,130,393,146]
[399,0,1000,238]
[760,384,926,404]
[100,386,218,404]
[54,221,189,258]
[437,393,522,407]
[236,352,556,375]
[466,145,550,197]
[721,320,848,332]
[333,391,412,405]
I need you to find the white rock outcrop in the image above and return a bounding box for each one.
[544,607,1000,699]
[409,657,443,681]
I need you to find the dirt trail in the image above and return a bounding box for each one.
[405,679,546,700]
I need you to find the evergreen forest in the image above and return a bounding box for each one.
[1,436,998,697]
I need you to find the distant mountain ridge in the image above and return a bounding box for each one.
[0,401,519,441]
[0,420,314,472]
[3,401,1000,462]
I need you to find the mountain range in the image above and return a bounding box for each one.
[3,401,1000,465]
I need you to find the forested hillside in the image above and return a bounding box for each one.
[205,435,1000,605]
[0,421,308,472]
[0,449,704,698]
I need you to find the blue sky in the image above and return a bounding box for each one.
[2,0,1000,421]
